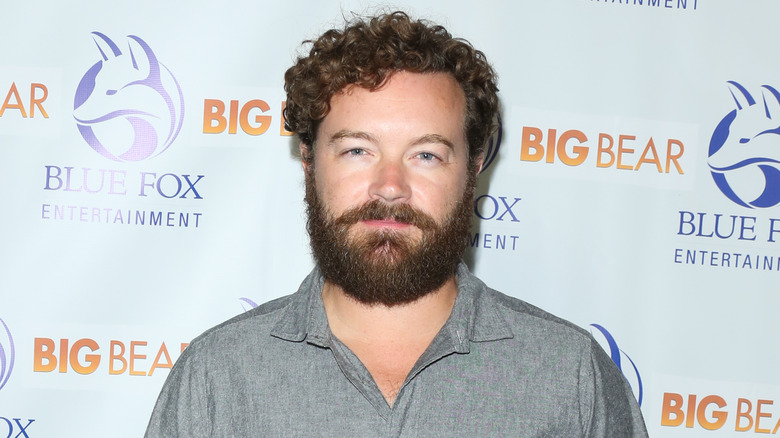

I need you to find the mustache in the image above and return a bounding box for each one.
[334,200,438,231]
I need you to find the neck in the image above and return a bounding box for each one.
[321,276,459,406]
[321,276,459,345]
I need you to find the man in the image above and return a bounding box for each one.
[145,11,648,437]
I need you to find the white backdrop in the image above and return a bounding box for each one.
[1,1,779,436]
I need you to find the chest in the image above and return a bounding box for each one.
[209,345,582,437]
[352,345,422,405]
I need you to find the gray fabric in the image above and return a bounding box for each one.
[145,263,648,437]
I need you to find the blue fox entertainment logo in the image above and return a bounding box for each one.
[708,81,780,208]
[0,317,14,392]
[73,32,184,162]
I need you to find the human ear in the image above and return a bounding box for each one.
[299,143,312,173]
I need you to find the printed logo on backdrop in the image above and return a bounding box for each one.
[1,82,49,119]
[1,64,60,139]
[589,324,643,405]
[511,107,696,190]
[0,317,15,392]
[674,81,780,272]
[0,322,31,438]
[73,32,184,162]
[468,114,523,253]
[661,390,780,433]
[480,113,502,174]
[1,417,35,438]
[239,298,259,312]
[587,0,699,11]
[202,92,291,138]
[32,336,189,377]
[41,32,204,230]
[708,81,780,209]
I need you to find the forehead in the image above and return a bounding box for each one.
[318,71,467,145]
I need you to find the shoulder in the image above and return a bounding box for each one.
[457,263,593,350]
[181,293,298,363]
[202,294,294,337]
[144,293,308,438]
[481,284,595,349]
[479,287,648,435]
[477,286,648,435]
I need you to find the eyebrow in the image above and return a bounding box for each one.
[410,133,455,150]
[328,130,378,145]
[328,130,455,150]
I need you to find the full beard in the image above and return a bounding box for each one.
[305,169,476,306]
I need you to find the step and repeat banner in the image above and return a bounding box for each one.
[1,0,778,436]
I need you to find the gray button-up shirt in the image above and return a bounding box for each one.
[145,263,648,437]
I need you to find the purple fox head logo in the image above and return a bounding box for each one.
[708,81,780,208]
[0,318,14,392]
[73,32,184,162]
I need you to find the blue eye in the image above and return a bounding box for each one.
[739,138,750,144]
[418,152,436,160]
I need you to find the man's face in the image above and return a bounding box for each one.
[304,71,477,305]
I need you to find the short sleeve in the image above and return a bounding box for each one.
[581,336,649,437]
[144,344,211,438]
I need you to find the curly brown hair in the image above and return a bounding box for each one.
[283,11,499,165]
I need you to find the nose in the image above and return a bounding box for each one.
[368,158,411,203]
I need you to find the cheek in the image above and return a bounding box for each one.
[315,168,368,213]
[412,175,466,217]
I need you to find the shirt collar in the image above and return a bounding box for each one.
[270,262,514,350]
